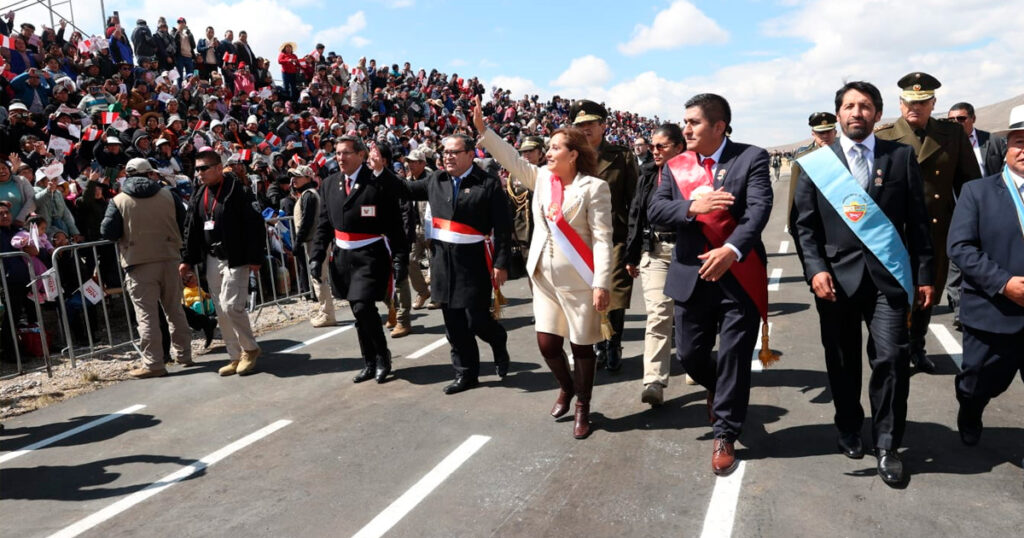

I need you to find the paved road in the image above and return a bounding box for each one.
[2,176,1023,537]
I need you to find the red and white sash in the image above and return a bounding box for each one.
[543,174,595,286]
[424,211,498,290]
[334,230,394,296]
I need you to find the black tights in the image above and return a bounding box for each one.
[537,332,595,361]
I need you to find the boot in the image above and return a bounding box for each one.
[543,351,575,418]
[594,341,608,368]
[605,344,623,372]
[375,351,392,383]
[573,357,597,439]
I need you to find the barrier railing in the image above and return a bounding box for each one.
[249,215,317,321]
[0,250,53,379]
[51,240,140,368]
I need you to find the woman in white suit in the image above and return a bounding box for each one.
[473,98,612,439]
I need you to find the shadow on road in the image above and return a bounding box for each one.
[0,454,202,500]
[0,413,161,453]
[768,301,811,316]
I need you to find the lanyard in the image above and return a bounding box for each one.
[203,180,225,219]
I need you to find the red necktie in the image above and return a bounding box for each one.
[703,157,715,183]
[345,175,352,195]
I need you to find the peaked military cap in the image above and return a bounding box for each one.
[898,72,941,102]
[571,100,608,124]
[808,112,837,132]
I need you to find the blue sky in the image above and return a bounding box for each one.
[19,1,1024,145]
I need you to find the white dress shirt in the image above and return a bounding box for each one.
[839,132,876,169]
[969,128,986,176]
[697,137,741,260]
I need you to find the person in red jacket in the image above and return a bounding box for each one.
[277,42,299,102]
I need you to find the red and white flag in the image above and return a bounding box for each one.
[386,117,396,127]
[99,112,119,124]
[291,154,303,166]
[0,35,14,49]
[238,149,252,161]
[265,132,282,146]
[81,126,102,141]
[298,59,308,68]
[222,52,237,64]
[332,85,345,95]
[310,49,321,61]
[313,150,327,168]
[194,120,209,131]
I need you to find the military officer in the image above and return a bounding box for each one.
[308,135,409,384]
[875,72,982,373]
[787,112,838,241]
[572,99,639,372]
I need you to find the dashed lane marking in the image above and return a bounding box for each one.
[406,336,449,359]
[929,324,963,369]
[699,460,747,538]
[767,268,783,291]
[352,434,491,538]
[778,240,789,254]
[46,419,292,538]
[281,324,354,353]
[0,404,147,464]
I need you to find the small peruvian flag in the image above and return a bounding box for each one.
[332,85,345,95]
[238,149,252,161]
[310,49,321,61]
[298,59,308,68]
[0,35,14,49]
[265,132,282,146]
[77,37,93,53]
[222,52,237,64]
[313,150,327,168]
[386,117,396,127]
[194,120,209,131]
[99,112,119,124]
[81,126,102,141]
[291,154,303,166]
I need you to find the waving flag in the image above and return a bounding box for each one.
[313,151,327,168]
[222,52,237,64]
[238,149,252,161]
[265,132,282,146]
[81,126,102,141]
[99,112,119,124]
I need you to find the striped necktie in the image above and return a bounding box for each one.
[851,144,871,190]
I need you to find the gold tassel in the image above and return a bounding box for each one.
[600,312,615,341]
[757,321,781,368]
[492,288,507,319]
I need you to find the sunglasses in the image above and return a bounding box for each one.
[194,164,215,172]
[651,143,676,151]
[949,115,970,123]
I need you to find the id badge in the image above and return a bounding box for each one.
[204,220,215,230]
[361,205,376,217]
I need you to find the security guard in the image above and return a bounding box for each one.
[788,112,838,258]
[875,72,981,373]
[571,99,639,371]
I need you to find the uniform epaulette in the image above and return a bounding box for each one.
[874,122,895,133]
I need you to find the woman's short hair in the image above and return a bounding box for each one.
[550,127,597,177]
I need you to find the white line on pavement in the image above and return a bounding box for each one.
[700,460,747,538]
[406,336,449,359]
[751,323,773,373]
[281,324,353,353]
[929,324,963,369]
[767,268,783,291]
[778,240,789,254]
[0,404,146,464]
[46,419,292,538]
[352,434,491,538]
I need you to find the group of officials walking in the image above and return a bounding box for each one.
[103,72,1023,488]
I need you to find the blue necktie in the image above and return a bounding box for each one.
[452,176,461,204]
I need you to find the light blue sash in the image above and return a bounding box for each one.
[797,148,914,305]
[1002,166,1024,239]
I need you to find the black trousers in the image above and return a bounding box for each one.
[596,308,626,350]
[956,326,1024,410]
[909,305,933,355]
[815,275,910,450]
[674,275,759,441]
[442,305,507,379]
[352,300,388,364]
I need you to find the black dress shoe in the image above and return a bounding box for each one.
[909,350,937,374]
[957,403,983,446]
[875,449,905,486]
[375,352,392,384]
[203,319,217,349]
[494,349,510,379]
[443,375,478,395]
[837,432,864,459]
[595,348,608,368]
[605,346,622,372]
[353,365,376,383]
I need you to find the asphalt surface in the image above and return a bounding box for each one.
[2,171,1023,538]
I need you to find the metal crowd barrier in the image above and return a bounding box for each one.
[249,215,318,321]
[0,250,53,379]
[51,240,140,367]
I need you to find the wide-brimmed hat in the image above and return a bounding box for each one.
[280,41,297,53]
[993,104,1024,137]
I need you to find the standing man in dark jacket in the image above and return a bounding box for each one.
[152,20,176,72]
[101,158,191,378]
[180,149,266,377]
[309,136,408,384]
[170,18,196,84]
[130,19,157,67]
[572,99,638,372]
[396,133,513,394]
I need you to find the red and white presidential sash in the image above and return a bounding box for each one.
[543,173,595,286]
[334,230,394,296]
[423,209,498,290]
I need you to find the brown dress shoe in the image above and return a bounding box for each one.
[412,292,431,310]
[130,367,168,379]
[712,439,738,476]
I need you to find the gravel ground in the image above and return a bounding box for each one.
[0,296,347,420]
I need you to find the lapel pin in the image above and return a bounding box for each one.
[874,177,883,186]
[717,169,727,181]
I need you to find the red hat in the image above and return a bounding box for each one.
[177,17,186,24]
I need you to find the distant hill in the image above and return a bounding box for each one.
[769,93,1024,152]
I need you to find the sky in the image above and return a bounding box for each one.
[15,0,1024,146]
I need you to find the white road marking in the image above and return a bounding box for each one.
[929,324,963,369]
[778,240,789,255]
[352,434,491,538]
[751,323,773,373]
[767,268,783,291]
[46,420,292,538]
[699,460,747,538]
[0,404,146,464]
[281,324,353,353]
[406,336,449,359]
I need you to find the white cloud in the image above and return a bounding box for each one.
[312,11,369,50]
[350,36,370,48]
[551,55,612,88]
[487,76,546,101]
[618,0,728,56]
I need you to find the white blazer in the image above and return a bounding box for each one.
[479,129,612,292]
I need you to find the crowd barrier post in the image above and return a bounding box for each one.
[0,250,53,379]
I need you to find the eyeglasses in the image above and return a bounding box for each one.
[949,115,970,123]
[442,149,470,157]
[194,164,215,172]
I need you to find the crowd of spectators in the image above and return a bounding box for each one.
[0,10,659,358]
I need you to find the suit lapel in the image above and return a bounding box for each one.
[918,120,943,163]
[596,142,614,177]
[868,143,890,199]
[715,139,738,188]
[342,166,367,209]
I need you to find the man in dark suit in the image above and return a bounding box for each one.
[648,93,773,476]
[947,107,1024,446]
[233,30,257,71]
[946,102,1007,328]
[309,135,409,384]
[793,81,935,487]
[397,134,513,394]
[875,73,981,373]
